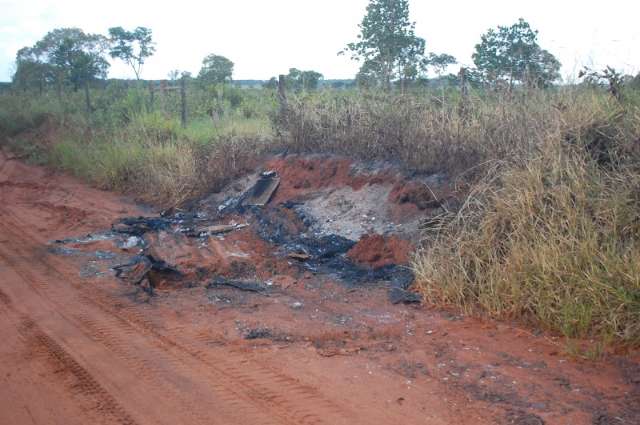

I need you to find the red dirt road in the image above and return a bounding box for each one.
[0,151,638,425]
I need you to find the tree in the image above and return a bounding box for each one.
[12,47,54,93]
[263,77,278,90]
[32,28,110,110]
[266,69,324,91]
[108,26,155,80]
[579,66,625,100]
[423,53,457,77]
[342,0,425,89]
[198,54,234,85]
[285,68,323,91]
[167,69,181,81]
[356,58,384,88]
[472,18,561,89]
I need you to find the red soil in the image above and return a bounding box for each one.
[347,234,413,268]
[1,150,638,425]
[264,156,391,203]
[144,226,295,289]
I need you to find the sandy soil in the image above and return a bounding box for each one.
[0,150,638,425]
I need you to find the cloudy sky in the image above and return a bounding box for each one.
[0,0,638,82]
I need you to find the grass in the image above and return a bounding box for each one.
[44,119,269,206]
[2,81,640,348]
[0,85,272,206]
[409,90,640,348]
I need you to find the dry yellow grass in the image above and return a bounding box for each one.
[413,94,640,346]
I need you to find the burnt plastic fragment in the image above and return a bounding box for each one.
[112,217,172,236]
[113,254,181,285]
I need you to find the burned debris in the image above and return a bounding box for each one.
[208,277,270,293]
[52,157,434,305]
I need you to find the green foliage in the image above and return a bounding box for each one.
[108,26,155,80]
[579,66,626,100]
[263,77,278,90]
[344,0,426,88]
[472,18,561,89]
[198,54,234,85]
[12,47,55,92]
[284,68,324,92]
[424,53,457,76]
[29,28,110,91]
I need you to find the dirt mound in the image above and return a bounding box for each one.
[264,156,373,203]
[389,181,440,210]
[347,234,413,268]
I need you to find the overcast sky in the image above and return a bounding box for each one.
[0,0,638,82]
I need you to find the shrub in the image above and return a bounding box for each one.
[413,90,640,346]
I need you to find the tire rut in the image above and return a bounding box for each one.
[16,315,139,425]
[0,206,355,425]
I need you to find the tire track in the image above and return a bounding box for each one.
[0,207,355,425]
[0,287,11,307]
[73,313,282,425]
[0,239,281,425]
[16,315,139,425]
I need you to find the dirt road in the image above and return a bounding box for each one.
[0,151,638,425]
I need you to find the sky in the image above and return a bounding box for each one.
[0,0,638,82]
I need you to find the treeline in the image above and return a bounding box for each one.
[11,0,640,104]
[12,26,155,111]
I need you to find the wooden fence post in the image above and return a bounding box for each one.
[458,67,469,120]
[180,76,187,128]
[148,81,155,112]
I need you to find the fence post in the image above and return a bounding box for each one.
[277,75,288,131]
[458,67,469,121]
[148,81,155,112]
[180,76,187,128]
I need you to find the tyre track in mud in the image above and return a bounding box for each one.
[16,316,139,425]
[0,243,230,425]
[0,204,356,425]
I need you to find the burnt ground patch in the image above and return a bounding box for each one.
[53,159,423,303]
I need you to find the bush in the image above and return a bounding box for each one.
[413,90,640,347]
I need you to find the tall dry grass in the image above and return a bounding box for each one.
[47,130,266,207]
[278,89,576,175]
[407,91,640,347]
[278,86,640,346]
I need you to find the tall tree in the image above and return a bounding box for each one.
[12,47,53,93]
[108,26,155,80]
[198,54,234,84]
[472,18,561,89]
[342,0,425,89]
[32,28,110,110]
